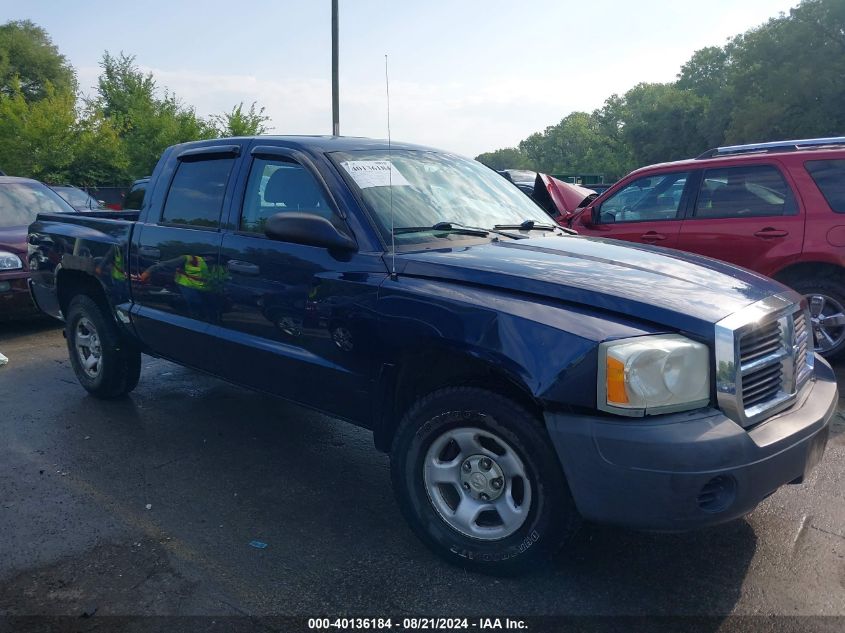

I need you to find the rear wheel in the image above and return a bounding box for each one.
[390,387,579,575]
[791,276,845,360]
[65,295,141,398]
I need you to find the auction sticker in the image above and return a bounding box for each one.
[341,160,411,188]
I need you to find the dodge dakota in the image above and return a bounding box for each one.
[28,136,836,574]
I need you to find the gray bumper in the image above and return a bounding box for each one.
[544,355,837,531]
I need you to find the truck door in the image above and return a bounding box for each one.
[677,163,804,275]
[213,145,388,422]
[130,144,243,370]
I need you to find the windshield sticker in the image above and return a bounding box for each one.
[341,161,411,189]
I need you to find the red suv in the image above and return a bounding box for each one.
[568,137,845,358]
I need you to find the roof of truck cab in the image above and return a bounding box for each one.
[174,135,448,155]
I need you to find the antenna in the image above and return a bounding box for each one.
[385,54,396,279]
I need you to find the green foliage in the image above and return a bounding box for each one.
[0,81,77,182]
[725,0,845,143]
[68,108,129,186]
[211,101,271,137]
[478,0,845,180]
[0,26,269,186]
[0,20,76,102]
[92,52,216,179]
[475,147,532,170]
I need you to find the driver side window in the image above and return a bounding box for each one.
[240,157,337,234]
[598,172,689,224]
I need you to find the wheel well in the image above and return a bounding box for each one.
[56,270,110,317]
[774,262,844,287]
[373,349,542,452]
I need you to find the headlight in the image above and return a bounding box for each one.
[598,334,710,416]
[0,251,23,270]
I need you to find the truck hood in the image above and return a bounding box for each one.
[395,235,786,336]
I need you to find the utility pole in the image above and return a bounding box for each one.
[332,0,339,136]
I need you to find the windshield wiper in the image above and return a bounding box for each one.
[392,221,530,240]
[433,221,529,240]
[494,219,578,235]
[393,223,489,237]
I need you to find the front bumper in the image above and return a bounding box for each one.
[0,272,37,319]
[545,355,837,531]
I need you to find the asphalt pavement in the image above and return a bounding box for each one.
[1,318,844,630]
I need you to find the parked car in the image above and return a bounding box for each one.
[0,177,74,319]
[532,174,596,219]
[499,170,596,218]
[49,184,105,211]
[28,137,835,574]
[569,137,845,358]
[122,177,150,210]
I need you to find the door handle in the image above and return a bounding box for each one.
[754,228,789,239]
[227,260,260,276]
[137,246,160,259]
[641,231,667,242]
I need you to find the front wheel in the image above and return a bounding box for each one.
[390,387,579,575]
[790,276,845,360]
[65,295,141,399]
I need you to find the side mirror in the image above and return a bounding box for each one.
[264,212,357,251]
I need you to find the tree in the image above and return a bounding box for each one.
[211,101,271,137]
[92,52,215,179]
[68,108,129,186]
[0,20,76,101]
[0,80,76,182]
[621,83,709,165]
[725,0,845,143]
[478,0,845,176]
[475,147,533,170]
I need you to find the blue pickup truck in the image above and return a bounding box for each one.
[28,136,836,574]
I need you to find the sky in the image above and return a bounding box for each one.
[2,0,799,157]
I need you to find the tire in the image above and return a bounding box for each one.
[790,276,845,361]
[390,386,579,575]
[65,295,142,399]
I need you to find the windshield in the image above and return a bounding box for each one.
[0,182,74,227]
[53,186,97,208]
[331,150,553,245]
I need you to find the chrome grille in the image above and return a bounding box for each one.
[737,320,784,410]
[715,292,815,428]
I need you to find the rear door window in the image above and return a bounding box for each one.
[693,164,796,218]
[806,160,845,213]
[598,172,689,223]
[161,158,235,228]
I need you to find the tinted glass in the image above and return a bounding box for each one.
[806,160,845,213]
[161,158,234,227]
[123,182,147,210]
[331,150,552,246]
[240,158,335,233]
[694,165,796,218]
[0,181,74,227]
[599,172,689,223]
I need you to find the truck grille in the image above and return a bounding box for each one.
[738,320,784,409]
[715,292,814,428]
